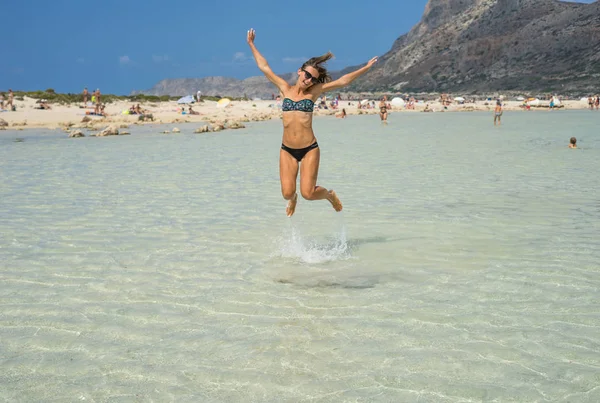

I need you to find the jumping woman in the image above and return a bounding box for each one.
[247,28,378,217]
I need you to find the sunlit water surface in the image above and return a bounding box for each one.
[1,110,599,402]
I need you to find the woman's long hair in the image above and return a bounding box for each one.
[302,52,334,83]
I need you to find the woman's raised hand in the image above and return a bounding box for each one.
[366,56,379,68]
[247,28,256,44]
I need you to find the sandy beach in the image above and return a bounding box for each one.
[0,96,593,132]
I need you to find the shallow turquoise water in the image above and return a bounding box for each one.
[1,110,599,402]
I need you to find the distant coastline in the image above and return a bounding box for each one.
[1,90,597,134]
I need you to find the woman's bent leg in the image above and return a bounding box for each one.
[299,147,342,211]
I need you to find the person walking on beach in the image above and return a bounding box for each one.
[0,92,4,110]
[247,28,378,216]
[6,89,14,111]
[494,100,503,126]
[94,89,102,115]
[82,87,89,105]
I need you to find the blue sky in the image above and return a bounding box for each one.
[1,0,595,95]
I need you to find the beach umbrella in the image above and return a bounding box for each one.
[217,98,231,108]
[177,95,195,104]
[391,97,405,107]
[453,96,465,102]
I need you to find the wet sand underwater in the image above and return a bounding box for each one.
[1,110,599,401]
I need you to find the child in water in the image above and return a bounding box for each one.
[569,137,577,149]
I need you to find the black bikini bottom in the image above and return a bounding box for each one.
[281,142,318,162]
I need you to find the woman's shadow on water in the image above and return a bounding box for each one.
[275,235,408,290]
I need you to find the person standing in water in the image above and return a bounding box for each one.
[494,100,503,126]
[247,28,378,217]
[379,97,388,123]
[569,137,577,149]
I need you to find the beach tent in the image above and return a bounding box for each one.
[217,98,231,108]
[390,97,405,107]
[177,95,195,104]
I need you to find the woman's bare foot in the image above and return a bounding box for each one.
[286,193,298,217]
[327,190,343,212]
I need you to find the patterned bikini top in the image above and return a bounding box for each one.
[282,98,314,113]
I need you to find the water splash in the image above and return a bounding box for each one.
[272,218,351,264]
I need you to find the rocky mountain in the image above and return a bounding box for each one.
[133,0,599,97]
[131,75,294,99]
[131,72,346,99]
[352,0,600,93]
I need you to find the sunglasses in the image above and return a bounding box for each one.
[302,69,320,84]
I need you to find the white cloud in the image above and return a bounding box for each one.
[282,57,307,64]
[233,52,247,62]
[152,54,169,63]
[119,55,131,65]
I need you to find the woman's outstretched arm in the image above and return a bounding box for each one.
[247,28,290,93]
[319,56,378,93]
